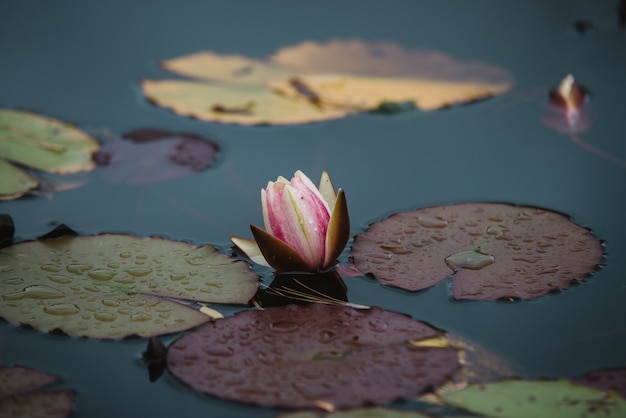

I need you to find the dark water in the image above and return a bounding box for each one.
[1,1,625,416]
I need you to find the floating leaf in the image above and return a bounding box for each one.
[270,73,509,112]
[269,40,514,111]
[351,203,603,300]
[277,408,432,418]
[141,40,513,125]
[0,233,259,338]
[159,51,292,84]
[0,366,74,418]
[141,79,350,125]
[574,368,626,398]
[95,128,218,185]
[442,379,626,417]
[167,304,460,409]
[0,109,99,200]
[0,159,38,200]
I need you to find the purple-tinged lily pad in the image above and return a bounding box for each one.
[351,203,603,301]
[167,304,461,409]
[0,366,74,418]
[573,367,626,398]
[95,128,218,185]
[0,232,259,339]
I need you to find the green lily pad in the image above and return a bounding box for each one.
[0,366,74,418]
[0,233,259,339]
[442,379,626,417]
[276,408,431,418]
[0,109,100,200]
[141,79,350,125]
[0,159,38,200]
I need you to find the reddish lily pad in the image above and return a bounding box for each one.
[0,366,74,418]
[167,304,461,409]
[351,203,603,300]
[95,129,218,185]
[573,367,626,398]
[0,233,259,338]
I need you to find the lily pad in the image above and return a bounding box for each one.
[351,203,603,300]
[0,366,74,418]
[0,109,99,200]
[276,408,431,418]
[167,304,461,409]
[95,128,218,185]
[0,233,259,338]
[441,379,626,417]
[269,40,514,111]
[141,40,513,125]
[573,368,626,398]
[141,79,349,125]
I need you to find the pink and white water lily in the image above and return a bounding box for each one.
[231,170,350,273]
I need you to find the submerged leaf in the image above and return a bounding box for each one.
[95,128,218,185]
[0,366,74,418]
[0,109,99,199]
[442,379,626,417]
[351,203,603,300]
[0,234,259,338]
[167,304,461,409]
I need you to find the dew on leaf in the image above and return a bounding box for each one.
[351,202,603,301]
[95,128,218,185]
[0,232,259,339]
[166,304,461,409]
[0,366,74,418]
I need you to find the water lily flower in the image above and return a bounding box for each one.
[231,170,350,273]
[548,74,590,130]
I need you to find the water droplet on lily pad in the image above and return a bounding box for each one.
[0,232,259,338]
[167,304,460,409]
[351,202,603,300]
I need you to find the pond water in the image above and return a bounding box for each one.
[1,0,625,416]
